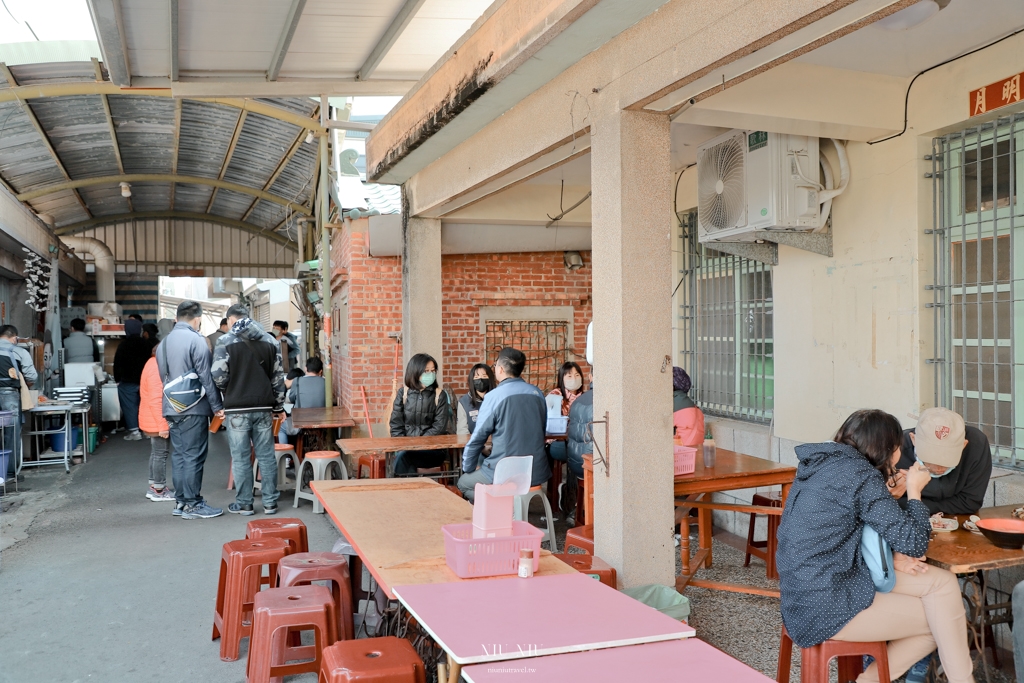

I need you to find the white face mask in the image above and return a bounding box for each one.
[564,376,582,392]
[916,457,955,478]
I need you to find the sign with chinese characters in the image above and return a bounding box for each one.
[969,72,1023,117]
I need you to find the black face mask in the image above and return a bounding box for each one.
[473,378,490,394]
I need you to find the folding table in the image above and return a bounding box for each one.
[393,572,695,683]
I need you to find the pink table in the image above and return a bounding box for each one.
[462,638,773,683]
[393,573,695,683]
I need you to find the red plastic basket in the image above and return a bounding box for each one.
[674,446,696,475]
[443,521,544,578]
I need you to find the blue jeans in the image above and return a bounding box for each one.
[0,388,20,477]
[227,411,278,508]
[1013,581,1024,683]
[167,414,210,506]
[118,382,141,432]
[548,440,584,480]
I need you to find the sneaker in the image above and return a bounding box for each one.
[228,502,255,516]
[124,430,143,441]
[181,500,223,520]
[264,504,278,515]
[146,486,176,502]
[905,654,932,683]
[172,503,185,516]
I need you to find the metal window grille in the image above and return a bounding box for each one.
[677,210,774,423]
[932,113,1023,468]
[485,320,570,393]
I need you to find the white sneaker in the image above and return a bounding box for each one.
[124,430,143,441]
[146,485,176,501]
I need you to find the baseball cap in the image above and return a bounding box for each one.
[914,408,966,468]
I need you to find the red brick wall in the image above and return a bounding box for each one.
[332,220,592,436]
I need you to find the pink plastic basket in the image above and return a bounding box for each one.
[674,445,696,475]
[443,521,544,578]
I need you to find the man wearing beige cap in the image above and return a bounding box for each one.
[891,407,993,515]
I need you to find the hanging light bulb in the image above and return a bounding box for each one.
[120,181,132,198]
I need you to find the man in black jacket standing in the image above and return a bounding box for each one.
[114,318,152,440]
[212,304,285,515]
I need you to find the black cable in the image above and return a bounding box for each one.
[868,26,1024,145]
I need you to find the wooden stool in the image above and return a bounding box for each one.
[247,584,338,683]
[744,492,782,579]
[553,553,616,588]
[356,453,386,479]
[777,626,891,683]
[212,538,291,661]
[319,636,426,683]
[278,552,356,642]
[294,451,348,513]
[565,525,594,554]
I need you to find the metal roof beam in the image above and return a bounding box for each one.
[205,110,248,212]
[86,0,131,87]
[267,0,307,82]
[169,0,179,82]
[326,120,375,133]
[169,98,182,209]
[358,0,428,81]
[17,174,312,215]
[54,211,296,248]
[98,91,132,212]
[240,127,307,222]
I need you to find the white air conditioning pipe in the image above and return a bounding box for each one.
[817,139,849,230]
[62,236,115,301]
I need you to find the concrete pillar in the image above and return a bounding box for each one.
[402,215,444,380]
[590,107,675,588]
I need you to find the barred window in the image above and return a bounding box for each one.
[676,209,774,423]
[485,320,570,394]
[932,113,1024,467]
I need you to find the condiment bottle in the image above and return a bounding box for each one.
[518,548,534,578]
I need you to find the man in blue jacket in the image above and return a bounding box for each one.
[156,301,225,520]
[458,347,549,502]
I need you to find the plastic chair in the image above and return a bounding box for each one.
[319,636,426,683]
[777,625,891,683]
[256,415,296,492]
[247,584,338,683]
[247,518,310,554]
[493,456,558,552]
[565,525,594,554]
[744,491,782,579]
[294,451,348,514]
[355,453,386,479]
[553,553,616,588]
[515,486,558,553]
[212,538,291,662]
[278,551,355,642]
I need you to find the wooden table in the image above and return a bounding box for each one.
[310,478,574,599]
[674,449,796,596]
[394,572,695,683]
[291,406,356,456]
[461,638,773,683]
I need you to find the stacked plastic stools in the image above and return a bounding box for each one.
[212,538,291,661]
[278,552,355,641]
[247,518,310,553]
[514,485,558,552]
[356,453,386,479]
[564,524,594,554]
[247,584,339,683]
[295,451,349,513]
[319,636,426,683]
[552,553,616,588]
[776,625,891,683]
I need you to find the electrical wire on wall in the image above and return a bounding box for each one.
[671,163,697,299]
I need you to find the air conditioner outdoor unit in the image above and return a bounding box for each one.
[697,130,821,243]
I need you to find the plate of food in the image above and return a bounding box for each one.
[930,515,959,533]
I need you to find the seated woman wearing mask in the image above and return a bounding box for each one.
[388,353,450,476]
[547,362,585,466]
[457,363,497,438]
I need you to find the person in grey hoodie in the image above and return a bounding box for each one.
[156,301,224,520]
[776,409,975,683]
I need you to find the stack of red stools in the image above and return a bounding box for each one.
[320,636,426,682]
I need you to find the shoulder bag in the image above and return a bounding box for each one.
[861,524,896,593]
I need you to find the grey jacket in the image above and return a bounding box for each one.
[64,331,98,363]
[156,322,223,417]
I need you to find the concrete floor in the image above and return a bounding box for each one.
[0,430,341,683]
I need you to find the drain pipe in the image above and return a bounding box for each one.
[61,236,115,301]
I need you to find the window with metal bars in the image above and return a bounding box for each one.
[932,113,1023,468]
[676,209,774,423]
[484,320,570,393]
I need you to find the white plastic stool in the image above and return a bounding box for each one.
[515,485,558,553]
[293,451,348,513]
[255,443,296,492]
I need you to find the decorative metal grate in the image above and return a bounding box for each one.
[485,320,570,393]
[932,113,1024,469]
[677,209,774,423]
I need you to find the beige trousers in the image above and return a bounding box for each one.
[832,566,975,683]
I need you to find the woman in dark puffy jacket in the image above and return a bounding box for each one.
[389,353,450,475]
[776,410,974,683]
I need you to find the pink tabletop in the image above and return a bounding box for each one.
[393,573,695,665]
[461,639,773,683]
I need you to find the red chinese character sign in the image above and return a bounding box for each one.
[970,72,1023,117]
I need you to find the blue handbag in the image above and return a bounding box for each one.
[861,524,896,593]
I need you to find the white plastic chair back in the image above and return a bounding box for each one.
[492,455,533,496]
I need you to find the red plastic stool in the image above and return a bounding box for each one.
[565,525,594,554]
[247,518,310,554]
[247,584,339,683]
[777,626,891,683]
[212,538,291,661]
[553,553,616,588]
[319,636,426,683]
[744,492,782,579]
[279,552,356,641]
[356,453,386,479]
